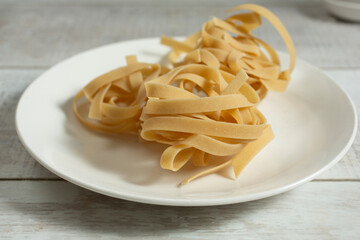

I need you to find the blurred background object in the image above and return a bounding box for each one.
[324,0,360,22]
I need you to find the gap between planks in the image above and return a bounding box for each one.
[0,178,359,182]
[0,0,322,8]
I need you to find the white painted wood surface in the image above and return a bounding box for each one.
[0,0,359,68]
[0,181,359,239]
[0,0,359,239]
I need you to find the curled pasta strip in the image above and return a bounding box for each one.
[140,64,274,185]
[73,56,165,134]
[161,3,296,100]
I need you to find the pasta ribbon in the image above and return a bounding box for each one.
[73,56,165,134]
[140,64,273,184]
[73,4,295,185]
[161,3,296,100]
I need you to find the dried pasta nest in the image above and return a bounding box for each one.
[140,64,274,185]
[73,4,296,185]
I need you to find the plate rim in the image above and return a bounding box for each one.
[15,37,358,206]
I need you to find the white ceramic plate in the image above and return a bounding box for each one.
[16,38,357,206]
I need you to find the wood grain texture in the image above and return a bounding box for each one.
[0,69,57,179]
[0,181,359,239]
[0,1,359,238]
[0,0,317,5]
[0,0,359,68]
[1,69,359,179]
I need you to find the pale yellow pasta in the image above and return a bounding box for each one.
[161,4,296,100]
[73,56,166,134]
[140,64,274,184]
[73,4,295,185]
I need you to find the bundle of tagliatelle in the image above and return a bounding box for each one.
[161,4,296,100]
[73,4,296,185]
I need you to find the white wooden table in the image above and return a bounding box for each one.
[0,0,359,239]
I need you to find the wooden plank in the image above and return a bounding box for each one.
[0,69,359,180]
[0,0,317,6]
[0,181,359,239]
[0,0,359,68]
[0,69,57,179]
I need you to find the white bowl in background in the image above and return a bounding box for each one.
[324,0,360,22]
